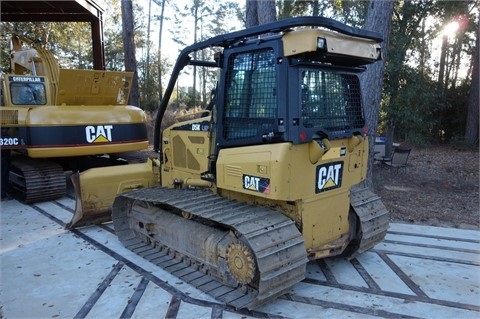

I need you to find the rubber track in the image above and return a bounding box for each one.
[349,185,390,258]
[112,187,308,310]
[10,158,66,203]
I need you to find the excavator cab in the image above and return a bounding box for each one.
[0,34,149,203]
[5,75,49,105]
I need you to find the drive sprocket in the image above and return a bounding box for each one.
[226,241,256,285]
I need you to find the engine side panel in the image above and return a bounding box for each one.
[160,117,212,187]
[216,137,369,255]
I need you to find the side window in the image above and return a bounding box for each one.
[223,48,277,140]
[10,82,46,105]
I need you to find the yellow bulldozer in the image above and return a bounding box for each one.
[0,34,148,202]
[68,17,389,309]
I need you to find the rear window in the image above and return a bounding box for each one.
[301,70,364,134]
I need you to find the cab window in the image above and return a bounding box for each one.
[223,48,277,140]
[10,82,46,105]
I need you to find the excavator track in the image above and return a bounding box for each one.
[347,185,390,259]
[112,187,308,310]
[9,157,66,203]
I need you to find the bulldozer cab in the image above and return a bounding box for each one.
[215,37,371,150]
[156,17,381,184]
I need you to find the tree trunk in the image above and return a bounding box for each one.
[246,0,258,28]
[361,0,394,188]
[157,0,166,100]
[385,119,395,158]
[121,0,140,107]
[257,0,276,25]
[246,0,276,28]
[465,25,479,145]
[145,0,152,98]
[437,34,448,95]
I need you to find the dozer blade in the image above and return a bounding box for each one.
[66,159,160,229]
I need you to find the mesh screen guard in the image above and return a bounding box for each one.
[300,70,364,136]
[221,48,365,144]
[223,49,277,141]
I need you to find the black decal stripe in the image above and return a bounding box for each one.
[26,139,147,148]
[27,123,147,146]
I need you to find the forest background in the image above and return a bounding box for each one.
[1,0,478,148]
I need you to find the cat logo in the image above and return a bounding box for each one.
[85,125,113,143]
[315,162,343,193]
[243,174,270,194]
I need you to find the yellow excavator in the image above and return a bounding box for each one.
[68,17,389,309]
[0,34,148,203]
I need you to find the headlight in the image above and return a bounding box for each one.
[317,37,326,50]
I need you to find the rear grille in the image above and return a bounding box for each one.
[1,109,19,125]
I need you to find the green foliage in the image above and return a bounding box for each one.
[384,67,443,146]
[0,0,144,73]
[277,0,310,19]
[329,0,368,27]
[172,86,203,109]
[276,0,368,24]
[103,0,125,71]
[381,0,477,147]
[1,21,93,71]
[168,0,242,107]
[2,0,476,146]
[440,80,470,141]
[138,53,172,112]
[383,66,472,146]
